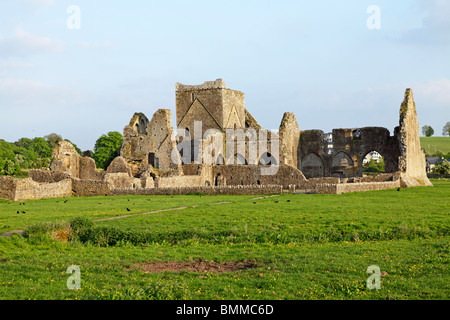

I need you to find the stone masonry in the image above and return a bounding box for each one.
[0,79,432,201]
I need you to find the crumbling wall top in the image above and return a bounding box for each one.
[175,79,226,92]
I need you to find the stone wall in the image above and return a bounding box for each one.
[157,175,204,188]
[79,157,104,180]
[71,178,111,197]
[13,178,72,201]
[110,184,282,196]
[299,130,328,178]
[28,169,71,183]
[104,173,137,190]
[209,164,306,188]
[50,141,103,180]
[121,109,177,171]
[0,176,73,201]
[0,176,15,200]
[350,172,400,183]
[316,180,400,194]
[299,127,400,179]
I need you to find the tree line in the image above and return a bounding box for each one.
[422,122,450,137]
[0,132,123,176]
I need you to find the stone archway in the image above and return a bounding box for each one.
[301,153,324,178]
[331,151,354,178]
[361,150,385,175]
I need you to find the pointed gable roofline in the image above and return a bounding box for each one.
[177,98,224,132]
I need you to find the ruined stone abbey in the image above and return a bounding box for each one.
[0,79,432,201]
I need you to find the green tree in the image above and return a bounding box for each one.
[44,133,63,149]
[3,159,21,176]
[434,160,450,176]
[33,158,51,169]
[443,122,450,136]
[0,158,5,174]
[29,137,52,159]
[422,125,434,137]
[0,140,16,162]
[14,137,32,149]
[93,131,123,169]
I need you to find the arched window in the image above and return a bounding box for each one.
[301,153,324,178]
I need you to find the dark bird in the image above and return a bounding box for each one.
[253,202,256,204]
[126,208,131,212]
[397,188,401,191]
[64,200,68,203]
[21,211,26,214]
[275,201,279,203]
[16,211,19,214]
[287,200,291,202]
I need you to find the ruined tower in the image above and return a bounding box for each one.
[175,79,251,137]
[397,88,433,187]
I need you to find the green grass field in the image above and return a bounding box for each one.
[0,180,448,300]
[421,137,450,155]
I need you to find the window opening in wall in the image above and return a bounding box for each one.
[352,129,361,140]
[326,132,333,154]
[362,151,385,174]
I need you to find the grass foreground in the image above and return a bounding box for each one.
[0,179,448,300]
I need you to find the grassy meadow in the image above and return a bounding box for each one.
[0,179,448,300]
[421,137,450,155]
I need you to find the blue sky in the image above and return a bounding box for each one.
[0,0,449,151]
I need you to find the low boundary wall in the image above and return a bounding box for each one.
[316,180,400,194]
[110,185,283,196]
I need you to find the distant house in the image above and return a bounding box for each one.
[326,133,333,154]
[426,157,449,173]
[363,151,382,164]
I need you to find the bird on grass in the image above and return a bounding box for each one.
[126,208,131,212]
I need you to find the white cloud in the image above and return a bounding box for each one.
[0,77,85,108]
[400,0,450,45]
[0,60,34,68]
[412,78,450,108]
[0,26,64,58]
